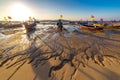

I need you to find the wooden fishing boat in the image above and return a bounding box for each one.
[23,22,36,33]
[80,25,103,31]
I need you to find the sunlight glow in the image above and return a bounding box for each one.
[10,3,32,21]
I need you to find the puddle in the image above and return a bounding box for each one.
[104,30,120,34]
[51,33,60,39]
[64,32,72,37]
[41,34,50,41]
[0,33,5,37]
[0,33,14,40]
[64,25,79,33]
[75,33,85,38]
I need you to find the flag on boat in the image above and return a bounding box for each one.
[4,17,8,21]
[8,16,12,19]
[60,15,63,19]
[100,18,103,22]
[90,15,94,21]
[29,16,32,21]
[91,15,94,18]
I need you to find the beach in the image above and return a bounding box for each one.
[0,24,120,80]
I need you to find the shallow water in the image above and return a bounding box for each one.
[41,34,50,41]
[104,30,120,34]
[0,32,13,40]
[1,24,120,42]
[75,33,85,38]
[64,32,72,37]
[0,33,5,37]
[51,33,60,39]
[64,25,79,32]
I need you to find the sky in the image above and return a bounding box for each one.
[0,0,120,21]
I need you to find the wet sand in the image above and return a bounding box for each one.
[0,25,120,80]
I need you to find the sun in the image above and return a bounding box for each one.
[10,3,32,21]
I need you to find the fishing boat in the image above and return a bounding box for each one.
[93,23,104,27]
[80,24,103,31]
[0,23,23,28]
[104,22,120,29]
[23,21,36,33]
[112,23,120,29]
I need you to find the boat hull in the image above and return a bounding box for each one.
[80,25,103,31]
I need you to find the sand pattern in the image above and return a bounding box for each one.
[0,26,120,80]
